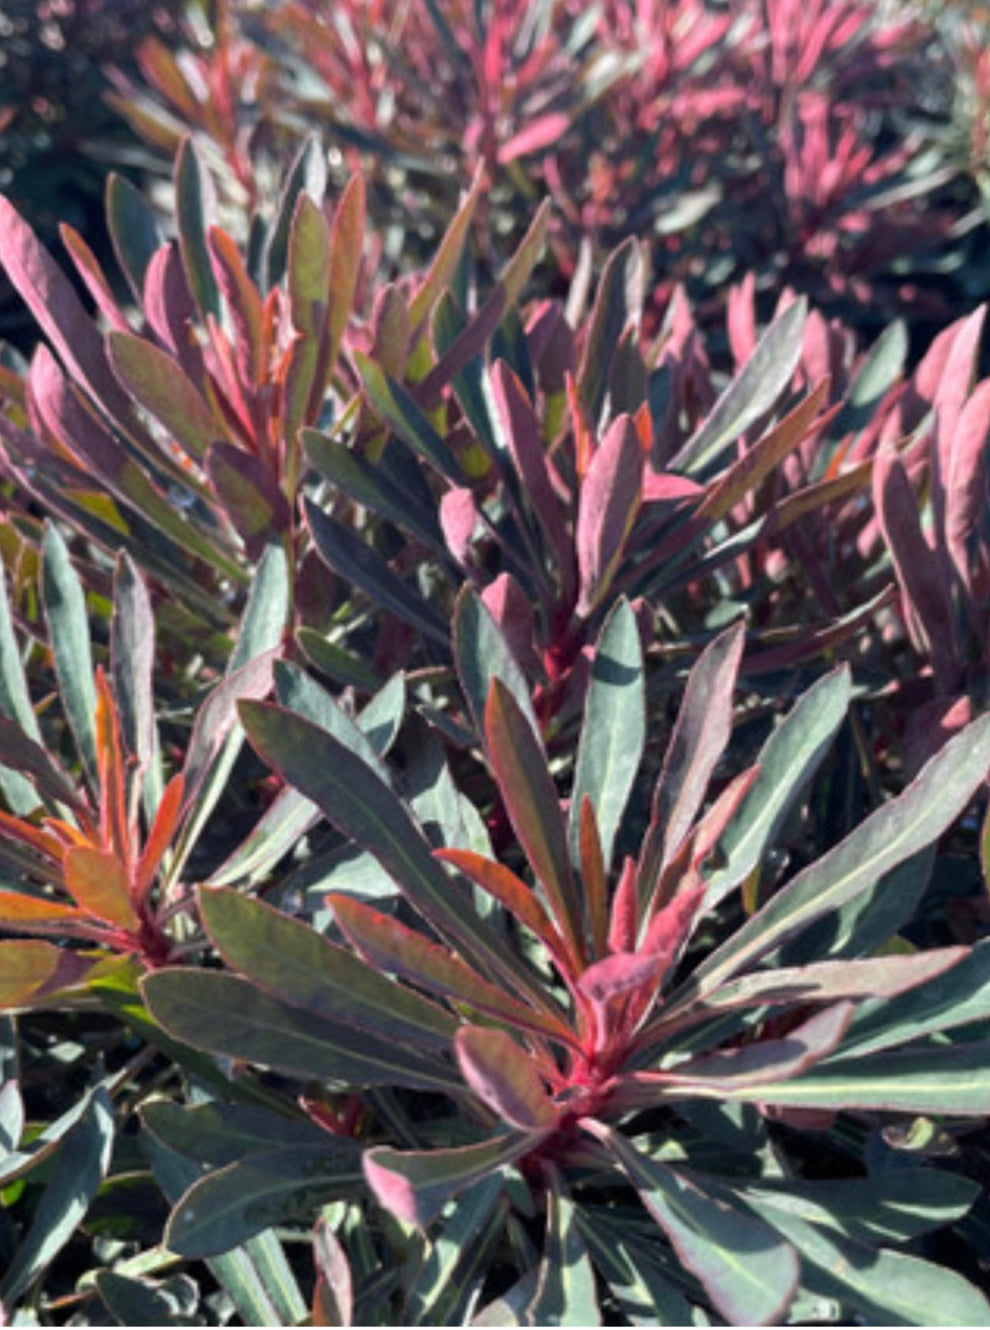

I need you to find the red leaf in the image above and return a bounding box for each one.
[95,669,131,872]
[579,796,609,960]
[455,1026,559,1131]
[135,773,185,897]
[434,848,572,975]
[64,846,139,932]
[311,1217,353,1328]
[328,893,577,1049]
[607,856,638,955]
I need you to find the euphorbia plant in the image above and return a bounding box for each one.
[0,530,286,1010]
[141,605,990,1325]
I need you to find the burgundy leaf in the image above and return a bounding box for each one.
[455,1026,559,1131]
[576,414,643,618]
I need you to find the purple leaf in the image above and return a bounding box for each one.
[206,442,291,559]
[455,1026,559,1130]
[575,415,643,617]
[638,621,745,909]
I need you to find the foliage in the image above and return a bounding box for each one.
[0,7,990,1327]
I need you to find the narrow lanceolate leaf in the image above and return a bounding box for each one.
[305,497,449,647]
[684,712,990,1000]
[141,969,461,1092]
[198,886,457,1049]
[945,378,990,594]
[110,552,155,780]
[174,138,220,320]
[689,948,967,1019]
[578,238,646,429]
[288,193,330,338]
[0,196,136,422]
[491,361,572,580]
[670,298,808,477]
[699,1040,990,1115]
[569,598,644,874]
[639,620,744,912]
[42,523,98,781]
[485,680,585,965]
[239,700,555,1012]
[108,332,220,464]
[575,415,643,618]
[0,715,83,814]
[364,1132,534,1229]
[838,937,990,1058]
[455,1026,559,1131]
[453,586,541,743]
[0,1088,114,1306]
[874,445,958,691]
[327,174,365,373]
[206,443,292,558]
[744,1203,990,1327]
[434,848,570,970]
[354,353,462,481]
[106,173,163,302]
[527,1185,601,1327]
[694,380,834,525]
[328,894,575,1047]
[405,1175,505,1327]
[165,1143,363,1258]
[408,167,484,339]
[702,666,850,909]
[587,1124,798,1326]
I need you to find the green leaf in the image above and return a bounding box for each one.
[106,173,164,303]
[685,713,990,999]
[702,665,851,908]
[96,1270,191,1327]
[42,523,98,781]
[165,1143,363,1257]
[110,551,155,784]
[578,238,645,428]
[578,1214,696,1327]
[591,1124,799,1326]
[527,1185,602,1327]
[0,560,42,815]
[142,1098,331,1168]
[453,585,541,743]
[354,352,462,480]
[305,497,450,647]
[238,700,548,1008]
[738,1170,980,1246]
[175,138,220,320]
[485,680,584,963]
[228,542,290,672]
[404,1173,506,1326]
[744,1201,990,1326]
[273,659,389,782]
[709,1039,990,1114]
[142,968,462,1092]
[408,167,484,337]
[839,937,990,1058]
[670,299,808,477]
[833,317,908,439]
[0,1087,114,1305]
[199,886,457,1049]
[142,1129,306,1326]
[303,429,446,556]
[263,135,327,290]
[364,1132,537,1229]
[569,598,644,874]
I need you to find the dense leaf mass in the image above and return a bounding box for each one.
[1,2,990,1325]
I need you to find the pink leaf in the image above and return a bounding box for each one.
[497,112,572,165]
[480,574,542,678]
[945,379,990,596]
[439,487,479,567]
